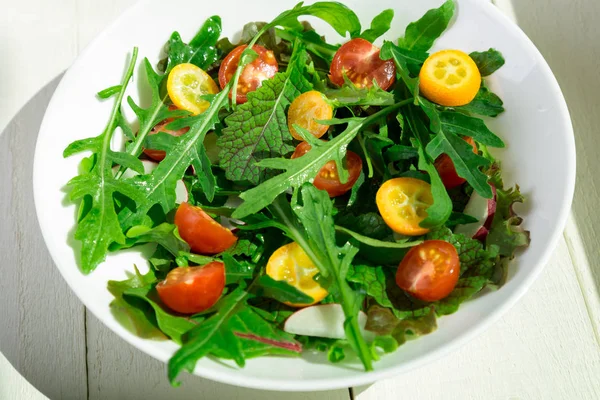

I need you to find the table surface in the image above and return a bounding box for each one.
[1,1,600,399]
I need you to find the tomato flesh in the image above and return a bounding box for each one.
[396,240,459,302]
[218,44,278,104]
[329,38,396,90]
[291,141,363,197]
[143,105,189,161]
[156,262,225,314]
[174,202,237,254]
[434,136,477,189]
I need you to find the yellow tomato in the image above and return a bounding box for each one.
[266,242,328,307]
[419,49,481,107]
[376,177,433,236]
[167,63,219,115]
[287,90,333,141]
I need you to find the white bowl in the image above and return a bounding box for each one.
[32,0,575,391]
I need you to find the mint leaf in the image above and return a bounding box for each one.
[360,9,394,42]
[168,285,301,385]
[454,86,505,117]
[440,111,505,147]
[63,48,147,273]
[217,43,312,184]
[469,48,505,77]
[398,0,455,52]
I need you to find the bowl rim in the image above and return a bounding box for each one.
[32,0,576,391]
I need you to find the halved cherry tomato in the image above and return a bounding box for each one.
[218,44,278,104]
[376,177,433,236]
[143,105,189,161]
[167,63,219,115]
[434,136,477,189]
[419,49,481,107]
[287,91,333,141]
[156,262,225,314]
[174,202,237,254]
[396,240,459,302]
[266,242,328,307]
[329,38,396,90]
[291,141,362,197]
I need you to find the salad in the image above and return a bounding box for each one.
[63,0,530,385]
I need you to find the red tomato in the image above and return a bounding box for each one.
[218,44,278,104]
[291,141,363,197]
[143,119,189,161]
[174,202,237,254]
[396,240,460,302]
[329,38,396,90]
[434,136,477,189]
[156,262,225,314]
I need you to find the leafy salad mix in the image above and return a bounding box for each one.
[63,0,530,385]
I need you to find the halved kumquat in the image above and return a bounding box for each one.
[167,63,219,115]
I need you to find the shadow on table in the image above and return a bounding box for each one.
[511,3,600,304]
[0,75,355,400]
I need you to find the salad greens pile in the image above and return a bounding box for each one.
[63,0,530,385]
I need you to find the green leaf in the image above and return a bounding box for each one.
[445,211,479,227]
[398,0,455,52]
[275,28,339,63]
[255,275,314,305]
[417,145,452,228]
[469,48,505,77]
[163,16,222,73]
[63,48,147,273]
[97,85,122,99]
[123,286,197,344]
[168,285,301,385]
[360,9,394,42]
[222,253,256,285]
[217,42,312,184]
[335,212,392,240]
[118,223,189,255]
[380,41,419,94]
[425,129,493,198]
[232,99,413,219]
[325,78,395,107]
[434,276,488,315]
[454,86,505,117]
[268,186,373,371]
[335,225,421,249]
[440,111,505,147]
[267,1,361,38]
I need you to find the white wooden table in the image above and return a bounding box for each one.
[2,1,600,399]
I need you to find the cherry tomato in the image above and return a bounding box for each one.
[156,262,225,314]
[376,177,433,236]
[218,44,278,104]
[396,240,459,302]
[329,38,396,90]
[174,202,237,254]
[287,91,333,141]
[434,136,477,189]
[291,141,363,197]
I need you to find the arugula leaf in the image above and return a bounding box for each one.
[469,48,506,77]
[446,211,479,227]
[118,88,230,230]
[222,253,256,285]
[275,28,339,63]
[255,275,314,305]
[163,16,222,73]
[335,225,421,249]
[217,42,312,184]
[268,186,373,370]
[63,48,147,273]
[439,111,505,147]
[168,284,301,385]
[360,9,394,42]
[232,99,413,219]
[325,78,395,107]
[454,86,505,117]
[416,144,452,228]
[398,0,455,52]
[335,212,392,240]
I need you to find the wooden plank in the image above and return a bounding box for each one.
[510,0,600,348]
[0,75,88,400]
[354,238,600,400]
[86,312,350,400]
